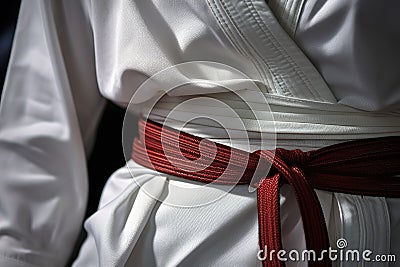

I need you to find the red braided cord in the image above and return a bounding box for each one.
[132,118,400,266]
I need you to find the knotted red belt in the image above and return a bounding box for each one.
[132,118,400,267]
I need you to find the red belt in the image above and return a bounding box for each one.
[132,118,400,267]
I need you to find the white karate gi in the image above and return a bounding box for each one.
[0,1,399,266]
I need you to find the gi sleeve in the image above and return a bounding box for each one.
[0,0,105,266]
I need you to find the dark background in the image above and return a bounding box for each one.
[1,2,127,264]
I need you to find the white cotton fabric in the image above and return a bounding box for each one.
[0,1,399,267]
[296,0,400,111]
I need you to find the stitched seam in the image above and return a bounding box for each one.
[247,0,312,95]
[219,0,276,91]
[246,0,322,100]
[269,0,305,39]
[208,0,271,91]
[220,0,285,94]
[247,0,324,100]
[243,0,293,96]
[269,0,292,35]
[207,0,245,55]
[290,0,299,32]
[292,0,306,35]
[288,0,297,34]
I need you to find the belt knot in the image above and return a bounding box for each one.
[253,148,311,179]
[274,148,311,168]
